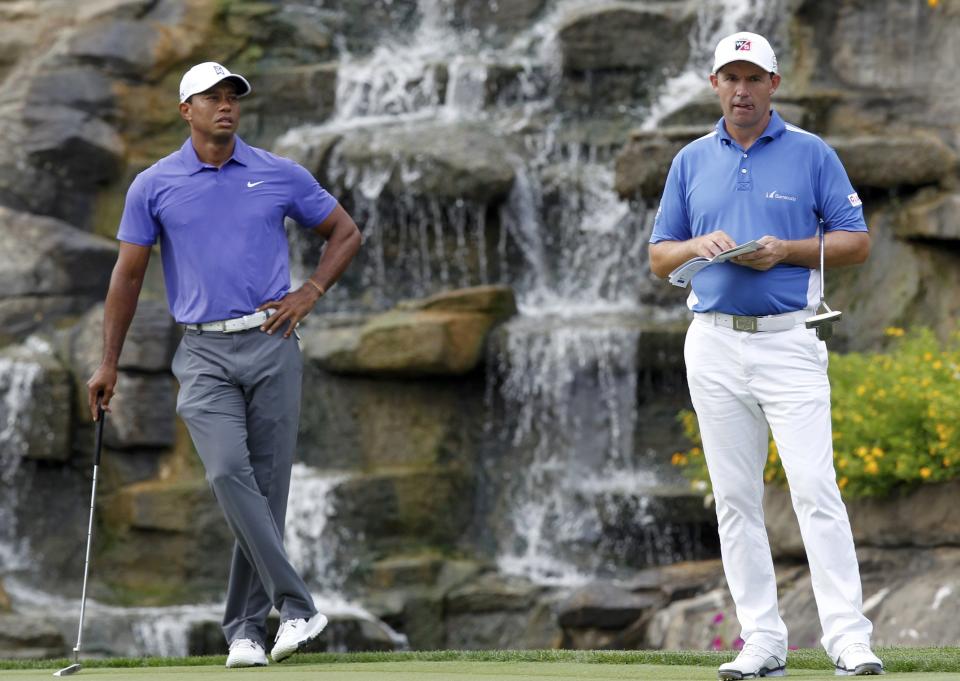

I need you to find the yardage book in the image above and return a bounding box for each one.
[667,240,761,288]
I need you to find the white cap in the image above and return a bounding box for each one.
[712,32,778,75]
[178,62,251,103]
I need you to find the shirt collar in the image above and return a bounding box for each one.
[179,135,250,174]
[715,109,787,146]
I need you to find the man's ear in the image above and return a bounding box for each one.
[179,101,191,123]
[769,73,781,95]
[709,73,720,92]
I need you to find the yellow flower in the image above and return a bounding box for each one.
[876,389,886,399]
[838,458,848,470]
[871,447,884,459]
[933,360,943,370]
[856,385,867,396]
[943,458,951,467]
[839,476,849,490]
[920,467,932,479]
[884,327,905,337]
[768,452,778,464]
[855,446,868,458]
[671,452,687,466]
[924,352,934,362]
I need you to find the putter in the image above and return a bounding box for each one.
[54,398,106,677]
[805,223,842,340]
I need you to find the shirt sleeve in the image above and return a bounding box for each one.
[285,161,338,229]
[116,173,160,246]
[817,146,868,233]
[649,154,691,244]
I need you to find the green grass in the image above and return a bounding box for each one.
[1,648,958,675]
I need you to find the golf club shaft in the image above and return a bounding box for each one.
[819,221,825,308]
[73,407,105,655]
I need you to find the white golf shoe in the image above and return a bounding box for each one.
[225,638,267,668]
[271,612,328,662]
[718,644,786,680]
[834,643,884,675]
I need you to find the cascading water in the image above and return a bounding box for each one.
[276,0,774,587]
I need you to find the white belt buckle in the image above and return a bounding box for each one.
[732,315,758,332]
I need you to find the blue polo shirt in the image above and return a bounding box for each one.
[117,136,337,323]
[650,111,867,316]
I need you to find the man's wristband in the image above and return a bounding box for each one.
[306,278,325,296]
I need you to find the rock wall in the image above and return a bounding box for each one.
[0,0,958,659]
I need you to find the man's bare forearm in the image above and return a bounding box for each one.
[307,205,362,292]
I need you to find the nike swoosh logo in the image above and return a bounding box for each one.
[247,181,265,188]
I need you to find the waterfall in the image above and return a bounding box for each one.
[0,341,46,573]
[277,0,774,586]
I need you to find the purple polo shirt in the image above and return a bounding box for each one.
[117,136,337,323]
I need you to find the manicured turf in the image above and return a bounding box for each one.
[1,649,958,680]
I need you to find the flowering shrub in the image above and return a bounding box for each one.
[673,327,960,498]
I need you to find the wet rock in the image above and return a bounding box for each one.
[244,63,338,145]
[101,478,214,533]
[66,19,160,77]
[0,338,71,462]
[765,481,960,559]
[22,107,124,188]
[830,133,956,190]
[334,121,516,203]
[0,613,68,659]
[557,581,661,629]
[0,206,116,338]
[24,66,118,119]
[445,571,543,613]
[556,2,695,110]
[103,373,176,449]
[98,448,163,494]
[896,190,960,241]
[331,468,473,551]
[614,127,707,199]
[309,287,516,376]
[70,301,177,377]
[446,0,546,40]
[645,586,734,650]
[274,128,343,178]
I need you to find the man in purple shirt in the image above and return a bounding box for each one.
[86,62,361,668]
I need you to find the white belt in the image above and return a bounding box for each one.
[694,309,810,333]
[184,310,270,333]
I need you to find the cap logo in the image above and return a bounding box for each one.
[735,39,751,51]
[213,64,225,75]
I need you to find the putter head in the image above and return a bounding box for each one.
[54,663,82,676]
[805,309,842,341]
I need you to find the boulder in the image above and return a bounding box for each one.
[244,63,338,145]
[331,467,473,551]
[0,338,71,462]
[334,121,516,203]
[445,571,543,614]
[70,300,177,377]
[0,206,117,336]
[446,0,546,40]
[557,581,661,629]
[765,481,960,559]
[308,286,517,376]
[22,107,125,188]
[103,372,176,449]
[555,2,695,110]
[101,477,215,533]
[0,613,68,659]
[24,66,118,118]
[896,190,960,241]
[829,133,956,190]
[273,128,343,178]
[614,127,709,199]
[65,19,160,77]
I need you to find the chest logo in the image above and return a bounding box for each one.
[247,180,265,188]
[765,190,797,202]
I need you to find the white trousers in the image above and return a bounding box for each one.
[684,318,873,659]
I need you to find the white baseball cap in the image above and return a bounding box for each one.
[712,31,778,75]
[178,62,251,103]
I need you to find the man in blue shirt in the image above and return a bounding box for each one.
[86,62,361,668]
[650,33,883,678]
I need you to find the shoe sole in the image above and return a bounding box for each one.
[835,663,884,676]
[719,667,786,680]
[225,661,267,669]
[271,614,329,663]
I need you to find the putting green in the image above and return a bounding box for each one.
[5,661,956,681]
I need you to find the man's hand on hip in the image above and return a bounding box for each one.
[733,235,788,270]
[257,285,322,338]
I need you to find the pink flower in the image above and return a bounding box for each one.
[732,637,744,651]
[711,636,725,651]
[712,613,725,624]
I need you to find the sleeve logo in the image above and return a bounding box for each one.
[847,192,862,207]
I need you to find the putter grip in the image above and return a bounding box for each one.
[94,396,105,466]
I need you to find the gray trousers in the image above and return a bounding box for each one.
[172,327,317,646]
